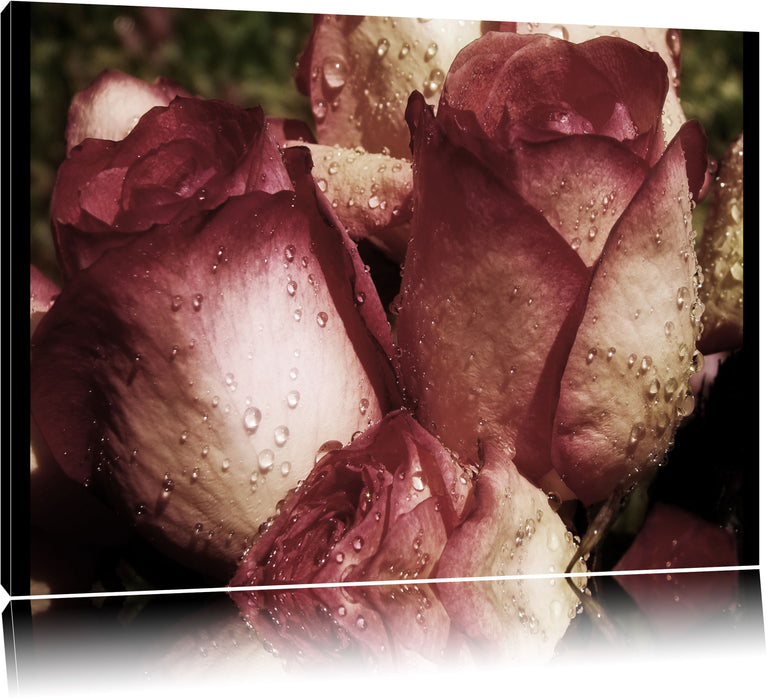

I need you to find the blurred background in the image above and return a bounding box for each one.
[29,3,744,287]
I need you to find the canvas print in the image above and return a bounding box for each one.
[6,1,758,695]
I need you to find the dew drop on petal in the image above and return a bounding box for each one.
[258,449,275,473]
[317,311,328,328]
[424,42,438,60]
[376,38,390,57]
[284,245,296,263]
[286,390,300,409]
[322,55,348,90]
[315,440,343,463]
[243,406,262,434]
[280,461,291,477]
[274,425,290,447]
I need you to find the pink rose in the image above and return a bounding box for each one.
[395,33,708,505]
[31,147,401,577]
[52,93,294,279]
[230,411,584,665]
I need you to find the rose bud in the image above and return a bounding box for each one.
[230,411,585,667]
[64,69,191,155]
[51,95,294,280]
[514,24,687,144]
[696,133,744,354]
[613,503,738,634]
[395,32,708,506]
[30,147,401,578]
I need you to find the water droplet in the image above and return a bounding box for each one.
[586,348,597,364]
[258,449,275,473]
[315,440,342,463]
[286,390,300,409]
[352,536,363,552]
[640,356,653,373]
[648,378,661,397]
[274,425,289,447]
[424,42,438,60]
[192,293,203,311]
[312,99,328,121]
[286,280,297,297]
[316,311,328,327]
[322,55,348,90]
[629,423,646,444]
[221,458,230,472]
[289,367,299,381]
[225,373,237,391]
[359,398,369,415]
[411,472,425,491]
[368,194,380,209]
[376,38,390,57]
[570,237,582,251]
[677,286,690,310]
[179,430,189,444]
[284,245,296,263]
[606,347,616,360]
[664,321,675,337]
[293,307,302,322]
[280,461,291,477]
[399,42,410,58]
[356,615,367,630]
[171,295,183,311]
[243,406,262,434]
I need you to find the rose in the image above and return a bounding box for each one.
[229,410,472,665]
[31,146,401,577]
[51,92,294,280]
[230,410,585,665]
[395,32,708,505]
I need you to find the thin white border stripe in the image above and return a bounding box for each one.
[10,564,759,601]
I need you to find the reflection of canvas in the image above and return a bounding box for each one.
[12,2,756,695]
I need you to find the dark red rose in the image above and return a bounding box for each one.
[395,32,708,505]
[52,95,293,280]
[31,148,401,577]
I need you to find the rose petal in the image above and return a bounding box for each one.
[396,95,589,482]
[296,15,500,158]
[697,133,744,354]
[65,70,191,154]
[509,135,650,266]
[613,502,738,632]
[31,150,400,576]
[304,143,413,259]
[436,443,586,662]
[552,121,708,504]
[442,32,668,161]
[516,24,685,145]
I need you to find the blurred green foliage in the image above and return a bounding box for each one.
[29,5,745,286]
